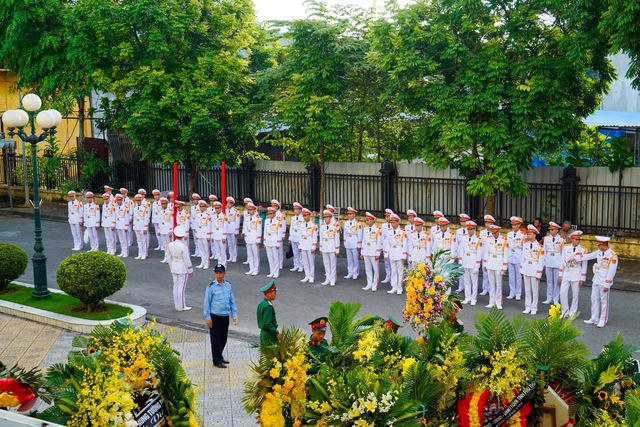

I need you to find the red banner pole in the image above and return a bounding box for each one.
[221,161,227,207]
[173,162,178,234]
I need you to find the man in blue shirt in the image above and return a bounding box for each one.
[203,264,238,368]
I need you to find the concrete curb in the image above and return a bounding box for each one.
[0,282,147,334]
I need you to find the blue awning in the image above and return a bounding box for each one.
[584,110,640,128]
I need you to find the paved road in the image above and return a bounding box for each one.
[1,214,639,356]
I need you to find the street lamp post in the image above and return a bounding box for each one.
[2,94,62,298]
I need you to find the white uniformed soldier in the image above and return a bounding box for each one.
[137,189,151,252]
[298,208,318,283]
[263,206,283,278]
[190,193,201,257]
[211,201,227,269]
[404,210,417,235]
[429,217,457,259]
[325,204,341,229]
[430,210,443,235]
[225,197,240,262]
[384,213,407,295]
[242,197,253,265]
[103,185,115,203]
[459,221,482,305]
[361,212,382,291]
[175,201,190,244]
[101,193,117,255]
[207,195,218,259]
[520,224,545,315]
[243,203,262,276]
[479,214,496,296]
[132,194,150,260]
[454,213,470,293]
[542,221,563,305]
[343,207,363,279]
[319,210,340,286]
[272,200,286,270]
[289,202,304,273]
[114,194,130,258]
[166,226,193,311]
[407,217,429,267]
[506,216,526,300]
[558,230,587,318]
[67,190,83,251]
[483,223,507,309]
[151,189,164,250]
[83,192,100,251]
[158,198,173,263]
[195,200,212,269]
[119,188,134,247]
[380,209,394,284]
[579,236,618,327]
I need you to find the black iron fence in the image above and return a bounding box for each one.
[2,154,639,237]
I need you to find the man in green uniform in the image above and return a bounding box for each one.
[383,316,403,334]
[257,281,280,346]
[308,317,329,374]
[447,297,464,333]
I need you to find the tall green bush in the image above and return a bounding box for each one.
[56,252,126,311]
[0,243,29,290]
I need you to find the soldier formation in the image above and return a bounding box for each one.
[66,187,619,327]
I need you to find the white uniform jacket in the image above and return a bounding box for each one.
[520,240,544,278]
[559,244,588,282]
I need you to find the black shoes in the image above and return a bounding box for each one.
[214,363,227,369]
[223,359,230,364]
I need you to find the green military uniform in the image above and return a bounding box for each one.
[447,297,464,333]
[307,317,329,375]
[257,282,279,346]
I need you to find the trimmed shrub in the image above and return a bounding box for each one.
[57,251,126,311]
[0,243,29,290]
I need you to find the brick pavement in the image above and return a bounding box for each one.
[0,313,259,426]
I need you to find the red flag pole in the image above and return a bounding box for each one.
[173,162,178,234]
[221,161,227,207]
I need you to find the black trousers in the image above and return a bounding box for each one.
[210,314,229,365]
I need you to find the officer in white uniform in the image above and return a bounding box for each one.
[119,188,134,247]
[207,195,218,259]
[429,217,457,259]
[361,212,382,291]
[175,201,190,244]
[103,185,115,202]
[83,192,100,251]
[479,214,495,296]
[558,230,587,318]
[520,224,545,315]
[343,207,363,279]
[151,189,164,250]
[166,226,193,311]
[483,223,507,309]
[454,213,470,293]
[114,194,130,258]
[225,197,240,262]
[158,198,173,263]
[68,190,83,250]
[101,193,117,255]
[137,189,151,252]
[272,200,287,269]
[298,208,318,283]
[579,236,618,327]
[459,221,482,305]
[132,194,150,259]
[384,213,407,295]
[195,200,212,269]
[289,202,304,273]
[243,202,262,276]
[380,209,394,284]
[430,210,443,235]
[404,210,417,234]
[241,197,253,265]
[319,210,341,286]
[190,193,201,257]
[407,217,429,267]
[542,221,563,305]
[506,216,525,300]
[263,206,283,278]
[210,201,227,268]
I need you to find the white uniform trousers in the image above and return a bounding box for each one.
[301,250,315,281]
[482,267,490,293]
[456,275,465,292]
[266,246,280,278]
[161,234,172,261]
[134,231,148,258]
[153,223,163,249]
[191,229,200,256]
[545,267,560,304]
[463,268,479,304]
[560,278,580,318]
[389,259,404,293]
[227,233,237,261]
[587,284,610,326]
[172,273,188,310]
[210,240,217,259]
[213,240,227,268]
[346,248,360,277]
[116,229,129,257]
[246,243,260,274]
[363,255,379,290]
[86,226,99,251]
[383,257,391,281]
[523,275,539,313]
[278,245,284,269]
[487,269,503,307]
[291,241,302,270]
[508,263,522,298]
[104,227,116,255]
[128,222,133,246]
[322,252,337,285]
[197,238,210,268]
[70,223,83,250]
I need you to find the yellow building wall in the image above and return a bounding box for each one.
[0,70,92,155]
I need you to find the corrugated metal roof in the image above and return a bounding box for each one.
[584,110,640,128]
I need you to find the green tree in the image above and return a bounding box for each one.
[372,0,614,214]
[601,0,640,89]
[69,0,258,195]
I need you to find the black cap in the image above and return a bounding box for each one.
[214,264,226,272]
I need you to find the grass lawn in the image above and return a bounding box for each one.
[0,284,132,320]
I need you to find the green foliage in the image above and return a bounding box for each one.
[56,252,126,310]
[601,0,640,89]
[0,242,29,290]
[78,150,108,191]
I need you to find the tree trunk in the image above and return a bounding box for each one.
[184,158,198,196]
[484,193,496,216]
[320,142,325,209]
[357,126,364,162]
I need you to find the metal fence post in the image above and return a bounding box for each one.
[240,156,256,200]
[380,158,396,212]
[307,162,321,212]
[560,166,580,224]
